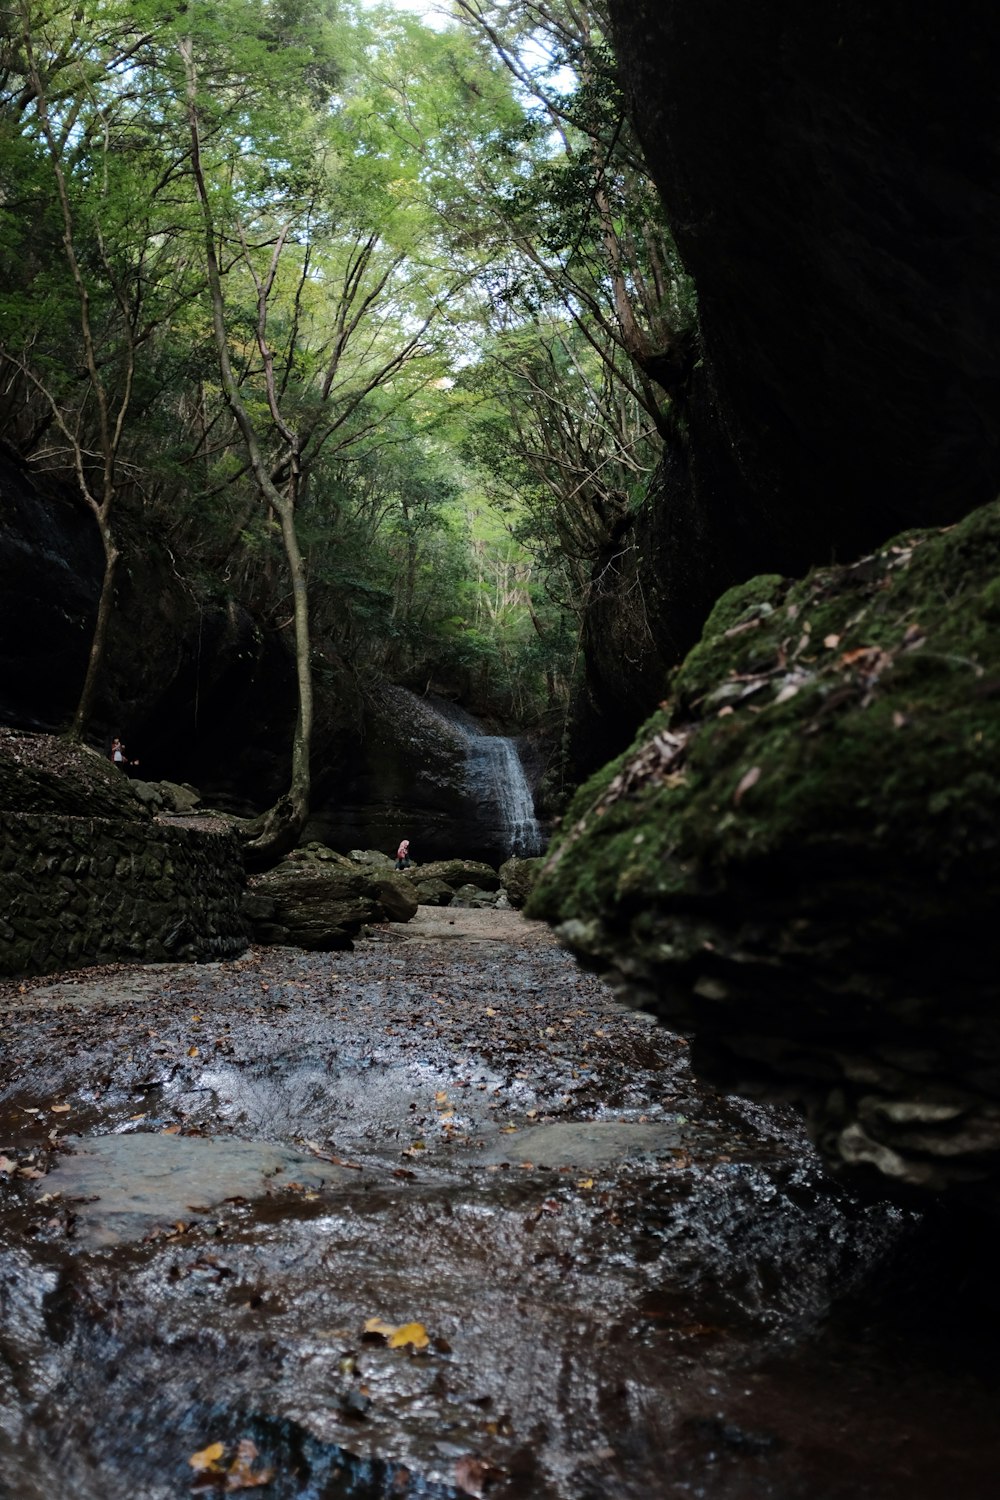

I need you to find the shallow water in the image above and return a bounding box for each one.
[0,920,996,1498]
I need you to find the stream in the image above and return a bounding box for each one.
[0,911,996,1499]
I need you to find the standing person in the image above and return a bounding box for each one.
[110,736,139,773]
[395,838,411,871]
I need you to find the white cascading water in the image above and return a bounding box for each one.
[420,695,544,858]
[464,732,544,858]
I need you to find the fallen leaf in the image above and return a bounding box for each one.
[162,1123,182,1135]
[576,1178,594,1190]
[188,1046,199,1057]
[0,1155,16,1174]
[188,1441,226,1473]
[50,1103,71,1113]
[733,765,761,804]
[388,1321,430,1350]
[364,1317,430,1350]
[454,1455,490,1498]
[823,633,841,649]
[485,1006,496,1016]
[225,1437,275,1491]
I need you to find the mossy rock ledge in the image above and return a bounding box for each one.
[529,500,1000,1208]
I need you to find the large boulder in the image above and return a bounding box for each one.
[499,856,544,910]
[530,501,1000,1209]
[244,853,422,945]
[411,876,454,907]
[415,859,501,893]
[0,728,152,821]
[375,874,420,923]
[243,865,382,949]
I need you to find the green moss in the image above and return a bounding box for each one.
[531,498,1000,939]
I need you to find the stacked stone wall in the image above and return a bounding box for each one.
[0,814,248,977]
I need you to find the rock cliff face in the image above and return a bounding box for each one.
[531,502,1000,1208]
[305,687,539,867]
[575,2,1000,764]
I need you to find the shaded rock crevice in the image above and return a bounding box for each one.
[572,2,1000,767]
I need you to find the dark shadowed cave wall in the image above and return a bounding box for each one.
[570,0,1000,774]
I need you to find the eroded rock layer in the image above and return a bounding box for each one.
[530,501,1000,1206]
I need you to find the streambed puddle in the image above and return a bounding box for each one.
[0,919,996,1498]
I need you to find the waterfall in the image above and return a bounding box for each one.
[464,732,544,858]
[419,695,544,859]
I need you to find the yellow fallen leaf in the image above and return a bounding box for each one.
[364,1317,430,1350]
[485,1007,496,1017]
[364,1317,397,1339]
[188,1046,199,1057]
[388,1321,429,1350]
[188,1441,225,1472]
[50,1104,71,1113]
[576,1178,594,1189]
[435,1091,448,1105]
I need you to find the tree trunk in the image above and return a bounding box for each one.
[70,517,118,740]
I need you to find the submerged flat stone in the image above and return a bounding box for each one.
[478,1120,684,1169]
[49,1131,354,1245]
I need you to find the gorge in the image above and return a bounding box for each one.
[2,1,1000,1495]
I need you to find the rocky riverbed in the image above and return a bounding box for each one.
[0,912,996,1499]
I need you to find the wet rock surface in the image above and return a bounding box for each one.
[0,918,996,1499]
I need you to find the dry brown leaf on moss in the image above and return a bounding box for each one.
[733,766,761,804]
[225,1438,275,1491]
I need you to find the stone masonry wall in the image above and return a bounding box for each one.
[0,814,248,977]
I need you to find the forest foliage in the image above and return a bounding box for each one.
[0,0,695,750]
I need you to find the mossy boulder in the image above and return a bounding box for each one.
[530,501,1000,1206]
[415,859,501,893]
[0,729,153,821]
[412,877,455,907]
[244,865,382,949]
[375,874,420,923]
[499,856,545,910]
